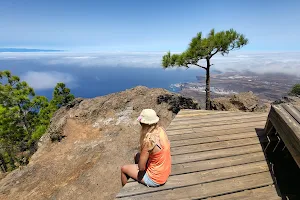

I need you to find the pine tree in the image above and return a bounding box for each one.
[162,29,248,109]
[290,84,300,96]
[51,83,75,108]
[0,71,75,171]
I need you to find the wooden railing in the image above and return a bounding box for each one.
[264,103,300,167]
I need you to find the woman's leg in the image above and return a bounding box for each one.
[121,164,145,186]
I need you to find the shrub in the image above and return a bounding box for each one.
[290,84,300,96]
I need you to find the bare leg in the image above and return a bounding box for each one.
[121,164,145,186]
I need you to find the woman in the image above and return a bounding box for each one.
[121,109,171,187]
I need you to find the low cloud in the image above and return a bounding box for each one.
[1,51,300,76]
[209,52,300,76]
[21,71,75,90]
[45,52,163,68]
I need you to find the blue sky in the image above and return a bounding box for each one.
[1,0,300,52]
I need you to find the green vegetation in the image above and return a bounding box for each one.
[0,70,74,171]
[290,84,300,96]
[162,29,248,110]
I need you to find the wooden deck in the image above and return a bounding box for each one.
[116,110,281,200]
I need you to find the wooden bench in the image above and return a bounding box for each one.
[264,103,300,167]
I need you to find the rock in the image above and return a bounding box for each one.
[272,95,300,106]
[211,97,239,111]
[157,94,200,114]
[211,91,267,112]
[0,86,200,200]
[40,86,200,144]
[66,98,85,109]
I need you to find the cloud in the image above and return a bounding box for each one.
[209,52,300,76]
[21,71,75,90]
[1,51,300,76]
[44,52,164,68]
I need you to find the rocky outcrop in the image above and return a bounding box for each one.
[211,91,267,112]
[272,95,300,106]
[0,86,200,200]
[157,94,200,114]
[40,86,200,145]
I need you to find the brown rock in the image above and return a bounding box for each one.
[0,86,200,200]
[211,91,267,112]
[272,95,300,107]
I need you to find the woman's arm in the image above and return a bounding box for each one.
[138,147,150,171]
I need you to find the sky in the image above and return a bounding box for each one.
[1,0,300,52]
[1,0,300,94]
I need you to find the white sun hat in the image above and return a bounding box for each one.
[137,109,159,125]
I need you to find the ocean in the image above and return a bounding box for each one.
[0,57,203,99]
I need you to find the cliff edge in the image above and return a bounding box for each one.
[0,86,200,200]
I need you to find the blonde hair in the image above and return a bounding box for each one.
[139,123,160,151]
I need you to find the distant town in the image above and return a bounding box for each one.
[170,71,300,105]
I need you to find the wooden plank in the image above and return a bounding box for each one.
[128,152,266,182]
[177,110,232,115]
[168,116,267,131]
[264,118,274,136]
[269,105,300,167]
[172,112,238,121]
[170,113,267,125]
[169,116,267,129]
[282,104,300,124]
[168,126,263,141]
[172,112,259,122]
[295,105,300,112]
[167,121,266,136]
[117,172,274,200]
[171,151,266,175]
[169,117,267,131]
[179,109,228,112]
[175,110,265,117]
[206,185,280,200]
[175,112,225,118]
[193,121,266,133]
[171,137,261,155]
[117,161,269,198]
[172,144,263,165]
[167,129,194,136]
[178,109,207,113]
[171,130,264,148]
[175,111,237,118]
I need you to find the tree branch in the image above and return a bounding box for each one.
[28,102,38,112]
[186,62,207,69]
[210,47,221,58]
[195,63,207,69]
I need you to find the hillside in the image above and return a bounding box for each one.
[0,86,200,200]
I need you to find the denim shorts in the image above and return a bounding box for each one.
[143,172,160,187]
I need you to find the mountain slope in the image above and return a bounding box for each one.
[0,86,200,200]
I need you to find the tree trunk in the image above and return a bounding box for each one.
[18,104,29,134]
[3,150,15,171]
[0,153,7,173]
[205,58,211,110]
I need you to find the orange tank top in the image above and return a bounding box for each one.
[146,127,171,184]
